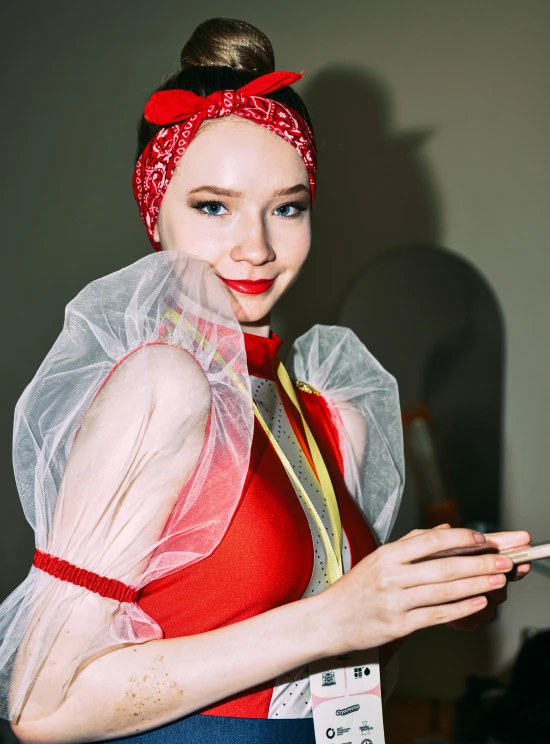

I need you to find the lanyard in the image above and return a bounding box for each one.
[161,307,343,581]
[254,361,343,583]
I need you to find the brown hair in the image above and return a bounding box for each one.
[135,18,313,161]
[180,17,275,72]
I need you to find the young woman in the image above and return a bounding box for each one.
[1,17,530,744]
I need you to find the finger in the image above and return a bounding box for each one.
[404,573,506,609]
[483,531,531,550]
[402,552,514,588]
[509,563,531,581]
[449,587,507,629]
[392,528,488,564]
[425,535,531,561]
[422,544,499,560]
[408,595,488,632]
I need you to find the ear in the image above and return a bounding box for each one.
[153,222,160,244]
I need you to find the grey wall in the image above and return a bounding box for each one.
[2,0,549,698]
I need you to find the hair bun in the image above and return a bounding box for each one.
[180,18,275,73]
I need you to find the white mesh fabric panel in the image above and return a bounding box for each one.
[289,325,405,543]
[1,251,253,721]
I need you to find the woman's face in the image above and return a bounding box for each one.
[154,116,311,335]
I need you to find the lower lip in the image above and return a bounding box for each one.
[219,277,276,295]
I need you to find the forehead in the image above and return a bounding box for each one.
[171,116,308,191]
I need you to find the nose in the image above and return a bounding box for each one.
[229,212,275,266]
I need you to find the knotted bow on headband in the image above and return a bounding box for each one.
[132,71,316,251]
[145,70,304,125]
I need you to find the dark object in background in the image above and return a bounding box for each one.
[0,718,18,743]
[339,244,504,538]
[454,629,550,742]
[402,401,461,528]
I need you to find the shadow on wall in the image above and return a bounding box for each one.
[339,244,505,542]
[273,64,443,343]
[274,64,504,543]
[274,66,507,704]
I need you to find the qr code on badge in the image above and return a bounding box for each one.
[321,671,336,687]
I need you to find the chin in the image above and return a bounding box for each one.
[225,292,278,325]
[233,306,271,325]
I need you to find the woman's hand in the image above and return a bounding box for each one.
[321,526,517,656]
[445,529,531,631]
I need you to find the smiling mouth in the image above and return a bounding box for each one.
[219,277,276,295]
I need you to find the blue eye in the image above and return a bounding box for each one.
[193,201,228,216]
[274,202,307,218]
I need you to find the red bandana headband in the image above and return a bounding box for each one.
[132,70,317,251]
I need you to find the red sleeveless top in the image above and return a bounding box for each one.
[137,332,377,718]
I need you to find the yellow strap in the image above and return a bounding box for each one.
[161,309,343,582]
[252,399,342,583]
[276,362,343,569]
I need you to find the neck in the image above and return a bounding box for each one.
[239,314,271,338]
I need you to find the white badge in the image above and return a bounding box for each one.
[310,649,385,744]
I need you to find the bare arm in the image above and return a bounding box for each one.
[14,590,327,743]
[10,344,529,743]
[13,523,526,744]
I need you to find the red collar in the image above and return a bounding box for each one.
[244,332,284,380]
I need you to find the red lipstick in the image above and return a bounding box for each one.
[219,277,276,295]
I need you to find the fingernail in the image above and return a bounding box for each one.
[473,596,487,606]
[489,574,506,586]
[474,532,486,544]
[496,557,513,570]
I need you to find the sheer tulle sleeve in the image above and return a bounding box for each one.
[288,325,404,543]
[0,251,253,721]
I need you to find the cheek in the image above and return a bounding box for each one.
[277,221,311,274]
[157,208,218,261]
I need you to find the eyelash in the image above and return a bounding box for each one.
[192,200,308,218]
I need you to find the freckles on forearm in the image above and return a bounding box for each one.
[104,653,185,735]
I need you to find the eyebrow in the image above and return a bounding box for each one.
[186,184,310,198]
[273,184,310,197]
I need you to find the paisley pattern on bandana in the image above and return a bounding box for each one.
[132,72,317,251]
